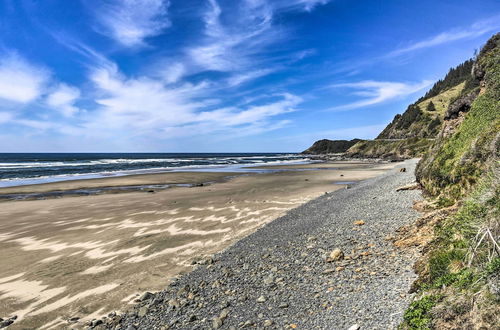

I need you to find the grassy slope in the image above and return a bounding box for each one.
[346,80,466,160]
[416,82,465,115]
[377,79,466,140]
[401,33,500,330]
[346,138,434,159]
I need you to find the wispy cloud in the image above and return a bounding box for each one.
[46,84,82,117]
[0,51,84,125]
[0,53,50,103]
[272,0,331,12]
[227,68,276,87]
[387,15,500,57]
[50,32,115,68]
[187,0,327,83]
[188,0,275,72]
[92,0,171,47]
[327,80,432,111]
[86,63,301,138]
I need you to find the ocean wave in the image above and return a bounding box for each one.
[0,156,311,187]
[0,155,304,169]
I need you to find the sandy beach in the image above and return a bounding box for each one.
[0,161,396,329]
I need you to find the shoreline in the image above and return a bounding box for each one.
[0,160,389,201]
[0,156,313,189]
[106,159,422,330]
[0,161,398,329]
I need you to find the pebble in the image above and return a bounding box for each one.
[322,268,335,274]
[263,319,273,327]
[139,292,154,301]
[328,248,344,261]
[138,307,148,317]
[97,160,421,330]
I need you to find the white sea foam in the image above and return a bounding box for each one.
[0,155,312,188]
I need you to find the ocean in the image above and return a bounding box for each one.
[0,153,310,188]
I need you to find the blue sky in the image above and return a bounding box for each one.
[0,0,498,152]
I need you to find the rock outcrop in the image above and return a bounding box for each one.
[301,139,362,154]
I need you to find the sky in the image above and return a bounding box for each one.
[0,0,498,152]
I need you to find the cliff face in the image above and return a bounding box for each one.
[378,60,475,140]
[301,139,362,154]
[415,33,500,203]
[400,33,499,330]
[343,59,478,160]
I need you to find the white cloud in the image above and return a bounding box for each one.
[196,93,300,127]
[46,84,82,117]
[89,65,200,130]
[159,63,186,84]
[272,0,331,12]
[188,0,324,73]
[50,33,115,69]
[86,64,301,138]
[94,0,170,47]
[227,68,275,87]
[388,15,500,57]
[328,80,432,111]
[0,54,49,103]
[188,0,274,72]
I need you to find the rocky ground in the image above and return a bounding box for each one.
[95,159,421,330]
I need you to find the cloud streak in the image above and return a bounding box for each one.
[327,80,432,111]
[387,15,500,57]
[93,0,171,47]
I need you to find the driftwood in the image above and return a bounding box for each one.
[396,183,421,191]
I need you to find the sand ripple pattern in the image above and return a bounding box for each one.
[0,188,310,328]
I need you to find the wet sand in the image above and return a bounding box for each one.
[0,161,397,329]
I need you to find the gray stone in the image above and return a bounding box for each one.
[138,306,148,317]
[139,292,154,301]
[212,317,223,329]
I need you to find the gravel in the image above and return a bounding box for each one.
[99,159,422,330]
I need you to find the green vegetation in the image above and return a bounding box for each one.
[402,295,441,330]
[346,138,433,159]
[416,33,500,202]
[402,33,500,329]
[417,82,465,115]
[377,82,465,140]
[417,59,474,101]
[301,138,362,154]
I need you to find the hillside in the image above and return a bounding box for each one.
[304,33,499,329]
[301,138,362,154]
[400,33,500,329]
[343,59,478,160]
[346,138,433,160]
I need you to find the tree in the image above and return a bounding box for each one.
[427,101,436,112]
